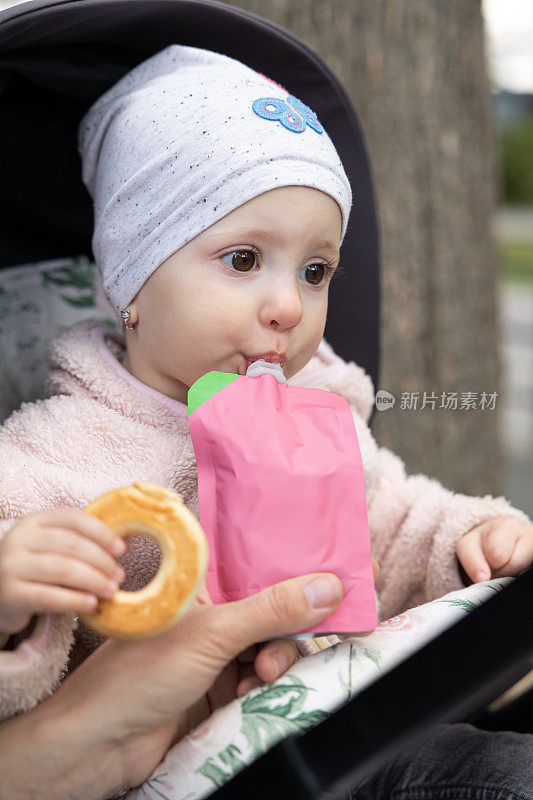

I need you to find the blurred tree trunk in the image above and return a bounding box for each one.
[223,0,503,497]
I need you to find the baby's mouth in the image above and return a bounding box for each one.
[242,354,287,375]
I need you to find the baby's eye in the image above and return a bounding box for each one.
[220,250,257,272]
[220,249,333,288]
[304,263,331,287]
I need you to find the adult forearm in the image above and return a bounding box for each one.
[0,686,127,800]
[0,637,184,800]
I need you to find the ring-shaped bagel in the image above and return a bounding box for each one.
[79,482,209,639]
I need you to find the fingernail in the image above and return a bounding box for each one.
[305,576,340,608]
[271,651,287,677]
[475,570,489,582]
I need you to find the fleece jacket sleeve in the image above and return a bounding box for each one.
[366,444,532,621]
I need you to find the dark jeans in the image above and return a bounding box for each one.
[348,723,533,800]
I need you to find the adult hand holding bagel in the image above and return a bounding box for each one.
[0,568,352,800]
[0,470,380,799]
[74,481,378,726]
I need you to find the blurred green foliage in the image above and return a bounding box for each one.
[499,115,533,204]
[499,242,533,281]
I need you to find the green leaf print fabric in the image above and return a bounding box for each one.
[0,257,116,422]
[125,578,514,800]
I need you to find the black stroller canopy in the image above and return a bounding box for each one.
[0,0,381,394]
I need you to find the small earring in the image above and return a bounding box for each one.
[120,309,137,330]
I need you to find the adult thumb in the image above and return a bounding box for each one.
[207,573,344,661]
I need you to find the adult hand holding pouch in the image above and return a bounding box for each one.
[188,360,377,637]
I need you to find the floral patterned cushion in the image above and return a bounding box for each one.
[0,256,119,423]
[124,578,514,800]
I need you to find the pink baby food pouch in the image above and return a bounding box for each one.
[188,360,377,636]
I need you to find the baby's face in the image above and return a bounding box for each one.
[122,185,342,403]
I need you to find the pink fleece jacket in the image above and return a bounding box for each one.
[0,321,530,721]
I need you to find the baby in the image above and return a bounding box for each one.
[0,43,532,797]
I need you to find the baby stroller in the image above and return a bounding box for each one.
[0,1,532,797]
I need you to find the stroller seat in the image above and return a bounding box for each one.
[1,2,532,798]
[0,256,116,423]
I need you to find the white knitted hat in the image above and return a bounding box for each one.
[78,44,353,317]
